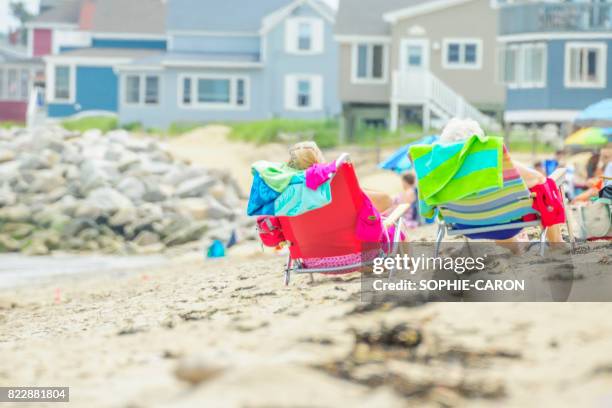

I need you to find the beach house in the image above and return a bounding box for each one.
[0,45,43,123]
[497,0,612,127]
[334,0,504,139]
[115,0,340,129]
[31,0,166,119]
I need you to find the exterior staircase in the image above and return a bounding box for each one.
[391,69,500,131]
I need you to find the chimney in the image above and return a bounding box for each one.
[79,0,96,30]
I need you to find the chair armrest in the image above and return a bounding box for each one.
[335,153,350,168]
[550,167,567,184]
[383,203,411,228]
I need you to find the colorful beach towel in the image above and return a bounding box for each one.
[274,173,332,216]
[252,161,302,193]
[410,135,504,217]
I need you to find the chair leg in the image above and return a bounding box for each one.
[540,227,548,257]
[559,184,576,254]
[309,273,314,283]
[434,223,445,258]
[284,256,292,286]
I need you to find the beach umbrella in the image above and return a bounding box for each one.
[378,135,438,173]
[575,99,612,127]
[564,127,612,146]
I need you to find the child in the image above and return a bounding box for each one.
[392,173,419,229]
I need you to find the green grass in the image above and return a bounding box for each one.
[0,121,24,129]
[229,119,340,148]
[61,116,118,133]
[350,123,425,148]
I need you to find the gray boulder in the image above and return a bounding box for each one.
[176,176,216,198]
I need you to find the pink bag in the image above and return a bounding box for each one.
[355,194,384,242]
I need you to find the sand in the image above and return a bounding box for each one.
[1,245,612,408]
[1,127,611,407]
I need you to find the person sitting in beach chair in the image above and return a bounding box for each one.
[248,142,409,284]
[409,118,570,255]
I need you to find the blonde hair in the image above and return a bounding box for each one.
[440,118,485,143]
[288,141,325,170]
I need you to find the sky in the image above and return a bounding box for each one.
[0,0,338,35]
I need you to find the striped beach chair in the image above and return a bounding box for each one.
[434,147,571,256]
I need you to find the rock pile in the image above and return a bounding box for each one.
[0,126,252,255]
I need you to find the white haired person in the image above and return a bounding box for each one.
[439,118,563,244]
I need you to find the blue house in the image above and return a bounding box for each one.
[497,0,612,126]
[41,0,167,118]
[116,0,340,128]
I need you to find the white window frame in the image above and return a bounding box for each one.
[400,38,430,71]
[520,42,547,88]
[46,63,75,103]
[121,73,161,106]
[497,43,547,89]
[442,38,483,70]
[284,74,323,112]
[0,66,33,102]
[177,74,250,110]
[285,17,324,55]
[351,43,389,84]
[564,42,607,89]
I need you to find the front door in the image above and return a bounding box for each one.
[400,39,429,71]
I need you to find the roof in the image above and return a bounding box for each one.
[31,0,82,25]
[167,0,295,32]
[0,45,42,65]
[90,0,166,35]
[118,51,262,69]
[46,47,162,60]
[30,0,165,34]
[335,0,441,36]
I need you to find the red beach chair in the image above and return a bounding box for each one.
[277,154,408,285]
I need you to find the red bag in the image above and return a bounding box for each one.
[256,216,285,247]
[530,178,566,227]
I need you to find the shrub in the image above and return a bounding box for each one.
[61,116,118,133]
[229,119,340,147]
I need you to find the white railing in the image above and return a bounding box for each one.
[26,87,39,129]
[392,69,499,130]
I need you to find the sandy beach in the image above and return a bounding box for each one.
[2,244,612,407]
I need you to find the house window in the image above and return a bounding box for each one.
[285,74,322,111]
[498,43,546,88]
[522,44,546,86]
[406,45,423,67]
[182,78,192,105]
[298,22,312,51]
[180,75,248,108]
[19,69,29,100]
[236,79,246,106]
[0,67,32,101]
[8,69,18,99]
[354,43,387,82]
[124,74,160,105]
[443,39,482,69]
[198,79,230,103]
[54,65,71,101]
[144,76,159,105]
[125,75,140,104]
[565,42,607,88]
[297,80,311,107]
[286,18,323,54]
